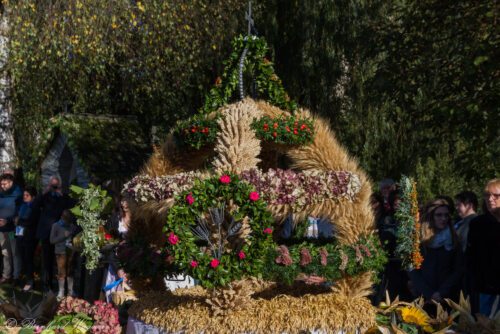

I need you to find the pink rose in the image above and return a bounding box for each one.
[249,191,260,201]
[219,175,231,184]
[210,258,220,268]
[190,260,198,268]
[263,227,273,235]
[185,193,195,205]
[238,251,246,260]
[168,232,179,245]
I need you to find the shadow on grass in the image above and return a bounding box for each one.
[0,284,43,305]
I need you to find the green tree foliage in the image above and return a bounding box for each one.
[371,0,499,201]
[5,0,499,201]
[256,0,408,181]
[257,0,499,201]
[6,0,248,183]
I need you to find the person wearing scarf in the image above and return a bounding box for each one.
[408,199,464,302]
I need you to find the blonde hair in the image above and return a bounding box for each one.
[420,198,458,248]
[484,178,500,192]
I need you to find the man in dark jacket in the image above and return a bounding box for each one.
[467,178,500,316]
[454,191,478,253]
[0,173,23,283]
[35,176,74,292]
[16,186,40,291]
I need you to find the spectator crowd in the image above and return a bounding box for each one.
[0,170,130,302]
[373,177,500,316]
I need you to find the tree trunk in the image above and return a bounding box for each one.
[0,14,16,169]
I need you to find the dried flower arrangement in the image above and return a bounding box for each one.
[124,168,361,209]
[28,297,121,334]
[395,176,423,270]
[266,235,386,285]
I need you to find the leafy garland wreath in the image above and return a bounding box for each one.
[395,176,423,270]
[173,36,315,149]
[164,173,276,289]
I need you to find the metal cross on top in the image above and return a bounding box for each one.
[245,1,255,36]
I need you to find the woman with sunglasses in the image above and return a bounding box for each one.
[408,199,464,303]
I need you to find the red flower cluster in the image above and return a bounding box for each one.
[263,227,273,234]
[262,120,310,136]
[253,115,314,145]
[189,126,210,134]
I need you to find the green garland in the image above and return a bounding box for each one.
[395,176,423,270]
[164,173,276,289]
[264,235,387,285]
[173,35,310,150]
[70,184,112,271]
[200,35,297,115]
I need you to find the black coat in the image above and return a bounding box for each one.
[35,192,74,240]
[409,244,464,299]
[467,213,500,295]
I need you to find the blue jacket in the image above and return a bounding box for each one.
[18,201,39,240]
[0,185,23,232]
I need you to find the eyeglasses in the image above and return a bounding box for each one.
[434,213,450,218]
[484,192,500,200]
